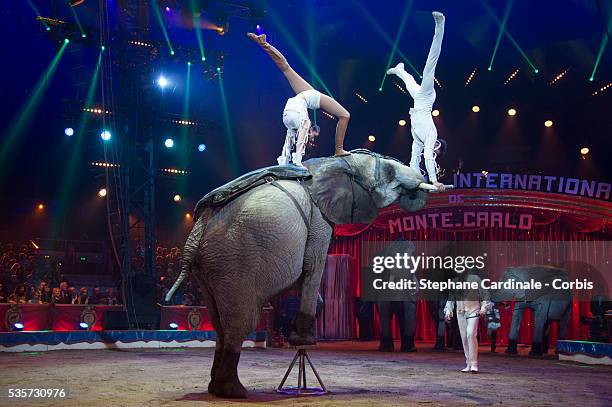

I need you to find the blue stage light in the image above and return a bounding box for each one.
[157,75,169,88]
[64,127,74,136]
[164,138,174,148]
[13,323,24,331]
[169,322,178,330]
[100,130,112,141]
[79,322,89,330]
[197,143,206,152]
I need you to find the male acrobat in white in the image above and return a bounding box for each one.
[444,272,492,373]
[386,11,447,191]
[248,33,351,166]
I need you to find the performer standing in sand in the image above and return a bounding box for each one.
[248,32,351,167]
[386,11,447,191]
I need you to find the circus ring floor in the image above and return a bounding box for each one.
[1,341,611,407]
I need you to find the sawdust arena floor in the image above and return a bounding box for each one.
[1,341,611,407]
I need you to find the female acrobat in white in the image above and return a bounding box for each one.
[386,11,447,191]
[248,33,351,166]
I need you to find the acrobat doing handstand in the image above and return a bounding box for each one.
[387,11,448,191]
[248,32,351,166]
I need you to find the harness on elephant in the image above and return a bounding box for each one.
[339,151,386,224]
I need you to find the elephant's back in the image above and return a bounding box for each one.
[198,181,311,299]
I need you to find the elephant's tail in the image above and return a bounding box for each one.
[164,214,206,302]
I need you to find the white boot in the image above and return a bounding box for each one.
[470,364,478,374]
[461,364,471,373]
[387,62,405,76]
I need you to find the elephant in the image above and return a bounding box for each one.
[165,149,434,398]
[373,240,419,352]
[490,265,572,356]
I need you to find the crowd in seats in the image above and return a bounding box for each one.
[1,241,200,306]
[0,242,120,305]
[131,244,201,306]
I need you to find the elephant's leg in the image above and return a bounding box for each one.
[541,322,551,354]
[505,303,524,354]
[289,214,332,346]
[529,305,547,356]
[213,290,260,398]
[377,301,394,352]
[201,283,223,394]
[558,300,572,340]
[399,301,417,352]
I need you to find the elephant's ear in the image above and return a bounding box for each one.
[304,157,378,225]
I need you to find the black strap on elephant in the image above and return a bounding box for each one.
[194,149,428,226]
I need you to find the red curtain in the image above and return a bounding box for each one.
[327,205,610,345]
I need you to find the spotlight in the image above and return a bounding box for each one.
[157,75,169,89]
[64,38,70,44]
[12,322,24,332]
[173,194,181,202]
[185,213,191,219]
[432,109,440,117]
[169,322,179,330]
[98,188,107,198]
[481,170,489,177]
[64,127,74,136]
[507,108,517,116]
[79,322,89,330]
[472,105,480,113]
[398,119,406,126]
[197,143,206,152]
[201,56,206,61]
[378,87,383,92]
[100,130,112,141]
[164,138,174,148]
[534,69,539,74]
[256,24,261,30]
[580,147,590,156]
[544,120,553,128]
[37,203,44,210]
[368,134,376,142]
[101,45,105,51]
[216,67,221,72]
[81,33,87,38]
[165,6,170,12]
[170,50,175,55]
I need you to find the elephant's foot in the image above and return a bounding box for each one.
[542,336,550,354]
[433,335,446,351]
[400,336,417,352]
[214,348,248,399]
[288,311,317,346]
[505,339,518,354]
[378,336,394,352]
[215,378,247,399]
[529,342,543,357]
[207,350,223,394]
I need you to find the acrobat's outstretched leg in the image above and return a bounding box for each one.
[248,33,351,157]
[420,12,445,94]
[247,33,312,94]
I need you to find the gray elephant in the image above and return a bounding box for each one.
[374,240,419,352]
[490,265,572,356]
[166,150,434,398]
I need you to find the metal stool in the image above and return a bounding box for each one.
[277,345,328,395]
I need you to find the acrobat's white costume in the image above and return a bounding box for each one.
[278,89,321,166]
[444,273,492,373]
[387,12,445,184]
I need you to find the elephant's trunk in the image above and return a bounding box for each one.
[165,214,206,302]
